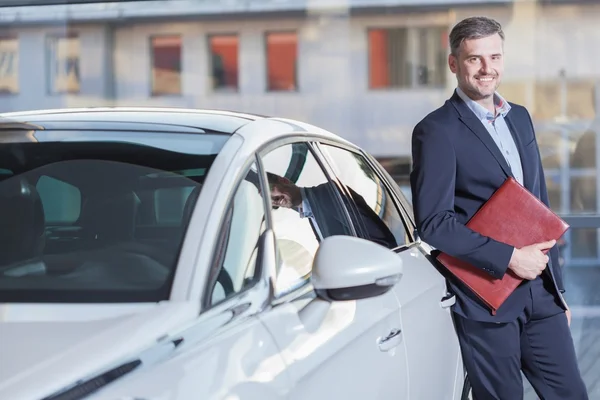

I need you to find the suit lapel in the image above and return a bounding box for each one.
[504,112,532,190]
[306,184,354,236]
[450,91,513,180]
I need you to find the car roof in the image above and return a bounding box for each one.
[0,107,265,134]
[0,106,353,148]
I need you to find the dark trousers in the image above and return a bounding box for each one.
[454,274,588,400]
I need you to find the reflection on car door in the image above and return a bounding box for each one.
[86,164,293,400]
[319,143,463,400]
[259,291,409,400]
[257,141,409,400]
[393,245,464,400]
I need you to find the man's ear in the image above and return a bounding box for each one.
[448,54,458,74]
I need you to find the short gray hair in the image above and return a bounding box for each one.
[449,16,505,56]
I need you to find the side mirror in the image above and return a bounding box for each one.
[311,235,403,301]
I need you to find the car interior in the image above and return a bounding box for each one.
[0,139,217,303]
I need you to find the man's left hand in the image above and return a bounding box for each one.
[566,303,572,327]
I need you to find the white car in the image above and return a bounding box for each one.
[0,108,469,400]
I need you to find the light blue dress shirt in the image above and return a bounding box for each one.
[456,87,524,186]
[297,188,323,239]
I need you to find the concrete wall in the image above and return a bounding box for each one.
[109,12,457,156]
[1,3,599,157]
[0,24,114,111]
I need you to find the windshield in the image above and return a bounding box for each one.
[0,130,228,303]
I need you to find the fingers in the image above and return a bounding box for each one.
[534,239,556,250]
[538,254,549,270]
[526,269,543,280]
[532,253,548,279]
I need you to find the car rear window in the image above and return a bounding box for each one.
[0,130,228,303]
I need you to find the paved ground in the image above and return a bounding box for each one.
[573,317,600,399]
[523,315,600,399]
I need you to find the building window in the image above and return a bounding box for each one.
[209,34,239,91]
[46,34,80,94]
[266,31,297,92]
[151,35,182,96]
[0,37,18,94]
[368,26,447,89]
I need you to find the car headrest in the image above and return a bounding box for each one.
[0,179,45,266]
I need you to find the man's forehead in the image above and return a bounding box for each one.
[459,34,504,55]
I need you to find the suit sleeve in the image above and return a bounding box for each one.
[410,120,515,279]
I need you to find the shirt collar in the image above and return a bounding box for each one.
[456,86,511,122]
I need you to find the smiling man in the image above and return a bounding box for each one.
[410,16,588,399]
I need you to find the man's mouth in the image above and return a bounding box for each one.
[476,76,495,82]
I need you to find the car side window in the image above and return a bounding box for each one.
[321,144,409,249]
[208,164,266,306]
[260,142,352,296]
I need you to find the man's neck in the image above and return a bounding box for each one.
[478,98,496,115]
[458,87,496,114]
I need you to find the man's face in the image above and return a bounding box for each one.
[449,33,504,101]
[270,184,295,209]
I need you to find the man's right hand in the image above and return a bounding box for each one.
[507,240,556,280]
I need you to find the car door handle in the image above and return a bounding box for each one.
[377,328,402,352]
[440,293,456,309]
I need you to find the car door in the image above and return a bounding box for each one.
[85,161,293,400]
[318,142,463,400]
[256,140,409,400]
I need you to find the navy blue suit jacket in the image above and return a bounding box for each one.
[410,90,566,322]
[304,183,398,249]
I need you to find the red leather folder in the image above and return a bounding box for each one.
[436,177,569,315]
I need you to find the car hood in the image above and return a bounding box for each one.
[0,302,198,400]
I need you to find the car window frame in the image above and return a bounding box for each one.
[255,135,357,305]
[202,153,272,311]
[360,149,417,238]
[313,140,419,249]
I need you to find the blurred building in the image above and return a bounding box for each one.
[1,0,600,264]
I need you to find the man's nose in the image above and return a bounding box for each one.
[480,60,492,74]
